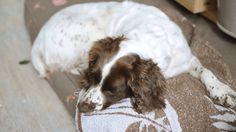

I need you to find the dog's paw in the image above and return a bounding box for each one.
[208,83,236,108]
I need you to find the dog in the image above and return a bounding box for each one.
[31,1,236,113]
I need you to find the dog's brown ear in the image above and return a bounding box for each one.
[79,36,126,87]
[88,36,127,72]
[78,69,101,89]
[118,54,166,113]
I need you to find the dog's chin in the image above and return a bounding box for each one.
[101,103,112,110]
[78,107,102,114]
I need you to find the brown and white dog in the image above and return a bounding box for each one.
[77,36,166,113]
[31,1,236,113]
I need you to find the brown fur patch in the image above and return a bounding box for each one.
[88,35,127,72]
[118,54,166,113]
[101,60,132,109]
[78,36,126,88]
[100,54,166,113]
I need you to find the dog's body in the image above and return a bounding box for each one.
[32,1,236,113]
[31,1,191,78]
[31,2,114,77]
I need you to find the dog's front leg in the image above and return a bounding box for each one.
[188,56,236,108]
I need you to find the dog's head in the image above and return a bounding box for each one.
[77,36,166,113]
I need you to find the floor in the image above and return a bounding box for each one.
[0,0,236,131]
[0,0,76,131]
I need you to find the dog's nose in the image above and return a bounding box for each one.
[78,102,96,113]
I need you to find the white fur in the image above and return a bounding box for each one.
[31,1,236,111]
[188,57,236,107]
[31,2,120,77]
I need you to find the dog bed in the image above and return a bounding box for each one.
[25,0,236,131]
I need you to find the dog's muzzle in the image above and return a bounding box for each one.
[77,87,104,113]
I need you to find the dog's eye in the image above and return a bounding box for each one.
[103,89,115,96]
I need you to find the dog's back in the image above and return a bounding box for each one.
[32,1,192,78]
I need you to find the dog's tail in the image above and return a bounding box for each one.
[31,37,47,78]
